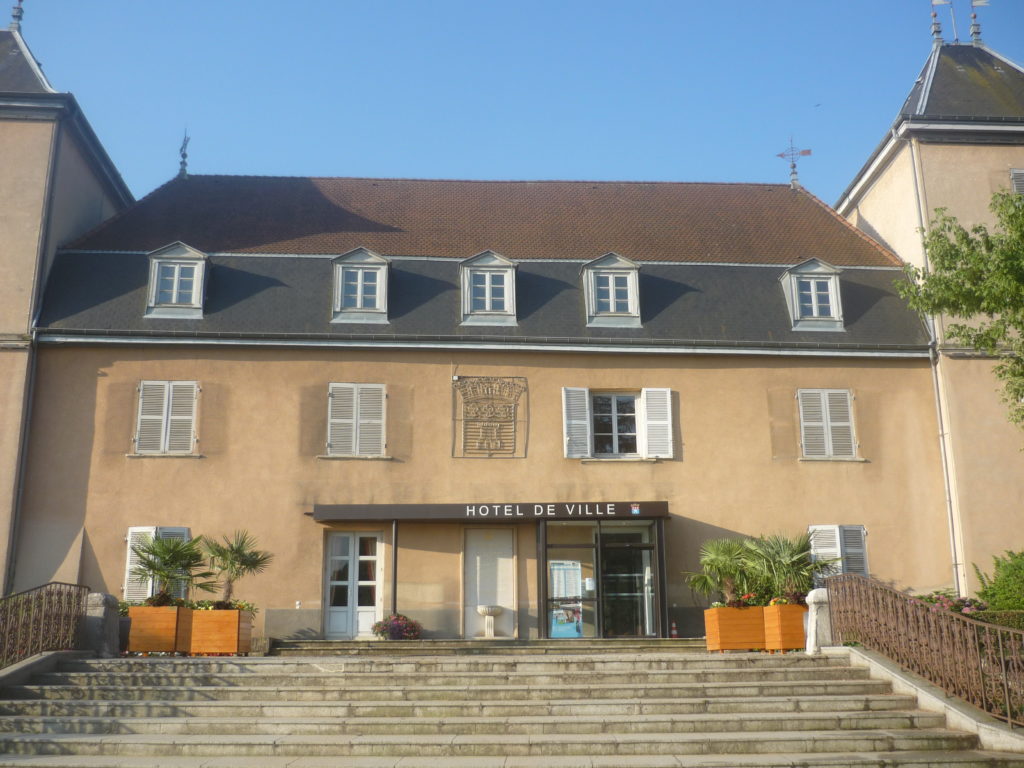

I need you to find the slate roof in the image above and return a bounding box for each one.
[0,29,52,93]
[37,252,928,351]
[900,43,1024,120]
[69,175,901,268]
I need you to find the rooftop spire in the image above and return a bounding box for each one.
[9,0,23,31]
[970,0,989,44]
[178,131,190,179]
[930,10,943,44]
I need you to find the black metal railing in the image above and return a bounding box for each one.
[0,582,89,670]
[828,573,1024,727]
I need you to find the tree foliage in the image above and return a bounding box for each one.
[899,191,1024,428]
[974,550,1024,611]
[130,536,217,605]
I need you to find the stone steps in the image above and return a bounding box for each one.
[0,646,1021,766]
[271,638,708,656]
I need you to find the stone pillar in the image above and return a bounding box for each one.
[82,593,119,658]
[805,587,832,655]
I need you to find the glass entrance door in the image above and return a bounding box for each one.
[324,532,381,639]
[543,520,661,638]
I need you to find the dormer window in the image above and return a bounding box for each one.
[460,251,516,326]
[332,248,388,324]
[781,258,844,332]
[583,253,641,328]
[145,242,207,319]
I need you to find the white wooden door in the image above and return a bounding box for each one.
[325,532,381,638]
[464,529,515,638]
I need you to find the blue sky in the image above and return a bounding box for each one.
[17,0,1024,204]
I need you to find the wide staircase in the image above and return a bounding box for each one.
[1,640,1023,767]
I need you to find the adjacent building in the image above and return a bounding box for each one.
[837,21,1024,594]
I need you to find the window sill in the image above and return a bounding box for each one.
[798,456,869,463]
[580,457,658,463]
[317,454,394,461]
[126,453,204,459]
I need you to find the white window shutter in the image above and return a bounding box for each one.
[156,526,192,599]
[640,388,673,458]
[839,525,869,577]
[356,384,386,456]
[562,387,592,458]
[328,384,356,455]
[124,526,157,600]
[135,382,168,453]
[1011,169,1024,195]
[165,383,197,453]
[798,390,828,458]
[826,391,856,458]
[808,524,841,586]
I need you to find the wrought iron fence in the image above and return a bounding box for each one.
[0,582,89,670]
[828,573,1024,727]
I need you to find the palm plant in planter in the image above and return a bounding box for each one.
[191,530,274,654]
[744,533,834,652]
[684,538,766,651]
[127,536,216,653]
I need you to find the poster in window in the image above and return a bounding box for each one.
[549,560,583,638]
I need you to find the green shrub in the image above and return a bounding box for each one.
[974,551,1024,610]
[975,611,1024,632]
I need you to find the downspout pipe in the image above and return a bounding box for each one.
[930,340,964,595]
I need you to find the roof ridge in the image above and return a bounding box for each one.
[183,173,791,188]
[61,175,180,250]
[795,186,904,268]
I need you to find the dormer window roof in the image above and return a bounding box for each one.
[460,251,516,326]
[332,247,389,324]
[582,253,641,328]
[780,258,844,332]
[145,242,208,319]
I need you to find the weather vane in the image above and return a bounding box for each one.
[777,139,811,189]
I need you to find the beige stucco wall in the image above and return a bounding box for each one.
[13,346,949,637]
[0,350,30,590]
[843,143,926,268]
[0,119,54,335]
[940,357,1024,592]
[919,143,1024,231]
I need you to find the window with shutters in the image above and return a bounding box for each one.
[582,253,641,328]
[562,387,673,459]
[332,248,389,324]
[460,251,517,325]
[779,259,844,331]
[325,383,387,457]
[797,389,858,460]
[1011,169,1024,195]
[808,524,868,583]
[145,242,207,319]
[133,381,198,455]
[123,526,192,600]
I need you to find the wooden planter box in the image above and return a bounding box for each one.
[190,610,254,655]
[764,604,808,652]
[704,606,765,652]
[127,606,192,653]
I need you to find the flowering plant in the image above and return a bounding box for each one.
[726,592,761,608]
[768,596,790,606]
[372,613,423,640]
[913,591,988,615]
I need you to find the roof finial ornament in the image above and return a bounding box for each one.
[930,10,943,43]
[9,0,23,31]
[776,138,812,190]
[178,131,190,179]
[970,0,989,44]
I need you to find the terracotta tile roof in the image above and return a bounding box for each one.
[68,175,901,267]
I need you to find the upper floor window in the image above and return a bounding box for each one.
[562,386,673,459]
[461,251,516,325]
[582,253,641,327]
[133,380,198,455]
[780,258,844,331]
[797,388,857,459]
[145,242,207,319]
[332,248,389,324]
[326,383,386,457]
